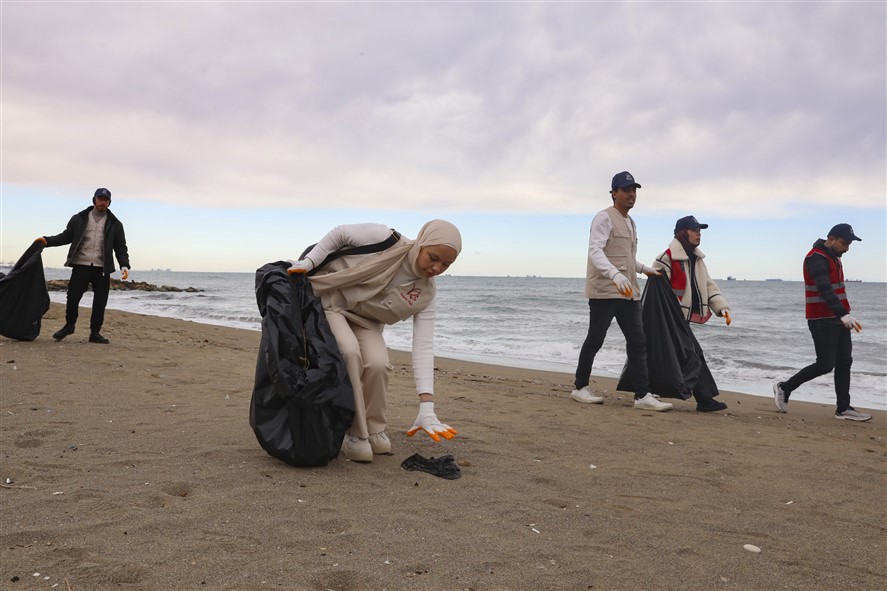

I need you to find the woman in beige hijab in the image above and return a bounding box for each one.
[289,220,462,463]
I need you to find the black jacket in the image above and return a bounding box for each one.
[44,206,130,274]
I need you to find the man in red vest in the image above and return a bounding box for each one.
[773,224,870,421]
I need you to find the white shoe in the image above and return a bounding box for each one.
[368,431,392,454]
[834,408,872,422]
[342,434,373,462]
[571,386,604,404]
[773,382,788,413]
[633,394,673,412]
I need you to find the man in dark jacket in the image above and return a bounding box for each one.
[36,188,130,344]
[773,223,870,421]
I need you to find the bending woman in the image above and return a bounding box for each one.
[289,221,461,462]
[652,215,731,412]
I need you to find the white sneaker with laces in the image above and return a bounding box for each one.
[368,431,392,454]
[342,434,373,462]
[633,393,673,412]
[834,408,872,422]
[773,382,788,413]
[571,386,604,404]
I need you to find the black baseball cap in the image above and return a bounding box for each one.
[674,215,709,233]
[828,223,861,242]
[611,171,641,190]
[94,188,111,200]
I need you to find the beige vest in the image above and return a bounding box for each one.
[316,253,436,330]
[585,207,640,300]
[70,211,106,267]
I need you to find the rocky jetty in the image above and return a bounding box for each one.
[46,279,203,293]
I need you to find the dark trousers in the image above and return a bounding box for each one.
[65,265,111,334]
[575,299,649,398]
[782,319,852,412]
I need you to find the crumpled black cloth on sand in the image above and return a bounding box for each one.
[401,453,461,480]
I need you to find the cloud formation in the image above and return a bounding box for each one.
[3,2,885,216]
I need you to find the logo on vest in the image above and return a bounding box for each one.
[400,288,422,306]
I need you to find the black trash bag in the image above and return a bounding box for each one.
[250,262,355,467]
[617,275,718,400]
[0,241,50,341]
[401,453,462,480]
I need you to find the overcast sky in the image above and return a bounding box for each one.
[2,1,885,280]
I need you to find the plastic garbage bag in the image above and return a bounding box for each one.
[250,262,355,467]
[0,241,50,341]
[617,275,718,400]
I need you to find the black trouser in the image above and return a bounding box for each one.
[65,265,111,334]
[782,318,852,412]
[575,299,648,399]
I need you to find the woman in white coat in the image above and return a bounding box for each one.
[289,220,461,462]
[652,215,731,412]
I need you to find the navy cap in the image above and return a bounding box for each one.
[674,215,709,233]
[611,171,641,191]
[94,188,111,200]
[828,223,861,242]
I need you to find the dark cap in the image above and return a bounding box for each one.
[828,223,861,242]
[674,215,709,233]
[94,188,112,200]
[611,171,641,191]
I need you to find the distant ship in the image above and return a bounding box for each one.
[846,279,863,283]
[727,276,736,281]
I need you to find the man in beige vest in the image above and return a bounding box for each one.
[571,171,672,411]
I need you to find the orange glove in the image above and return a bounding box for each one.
[407,401,457,442]
[35,237,47,246]
[613,274,633,298]
[723,310,732,326]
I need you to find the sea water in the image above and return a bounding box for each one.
[34,268,887,411]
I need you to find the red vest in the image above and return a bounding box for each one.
[803,247,850,319]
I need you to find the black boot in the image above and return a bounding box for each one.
[52,324,75,341]
[696,398,727,412]
[89,333,110,344]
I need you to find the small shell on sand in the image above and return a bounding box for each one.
[743,544,762,553]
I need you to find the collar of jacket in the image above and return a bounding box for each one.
[668,238,705,261]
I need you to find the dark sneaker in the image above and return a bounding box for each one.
[773,382,788,413]
[834,408,872,422]
[696,399,728,412]
[89,333,110,344]
[52,325,75,341]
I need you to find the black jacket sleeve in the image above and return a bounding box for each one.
[113,221,131,270]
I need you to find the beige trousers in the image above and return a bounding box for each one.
[325,311,392,439]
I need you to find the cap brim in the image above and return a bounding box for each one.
[698,223,709,229]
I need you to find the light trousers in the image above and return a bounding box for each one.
[325,311,393,438]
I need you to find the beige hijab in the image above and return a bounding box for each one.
[309,219,462,311]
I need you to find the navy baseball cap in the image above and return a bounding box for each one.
[828,223,861,242]
[674,216,709,233]
[94,188,111,200]
[611,171,641,190]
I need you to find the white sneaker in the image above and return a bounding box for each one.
[834,408,872,422]
[368,431,392,454]
[633,394,673,412]
[773,382,788,413]
[571,386,604,404]
[342,434,373,462]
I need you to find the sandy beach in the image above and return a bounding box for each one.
[1,303,885,591]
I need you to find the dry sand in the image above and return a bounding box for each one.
[1,304,885,591]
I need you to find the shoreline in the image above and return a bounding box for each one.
[2,305,885,590]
